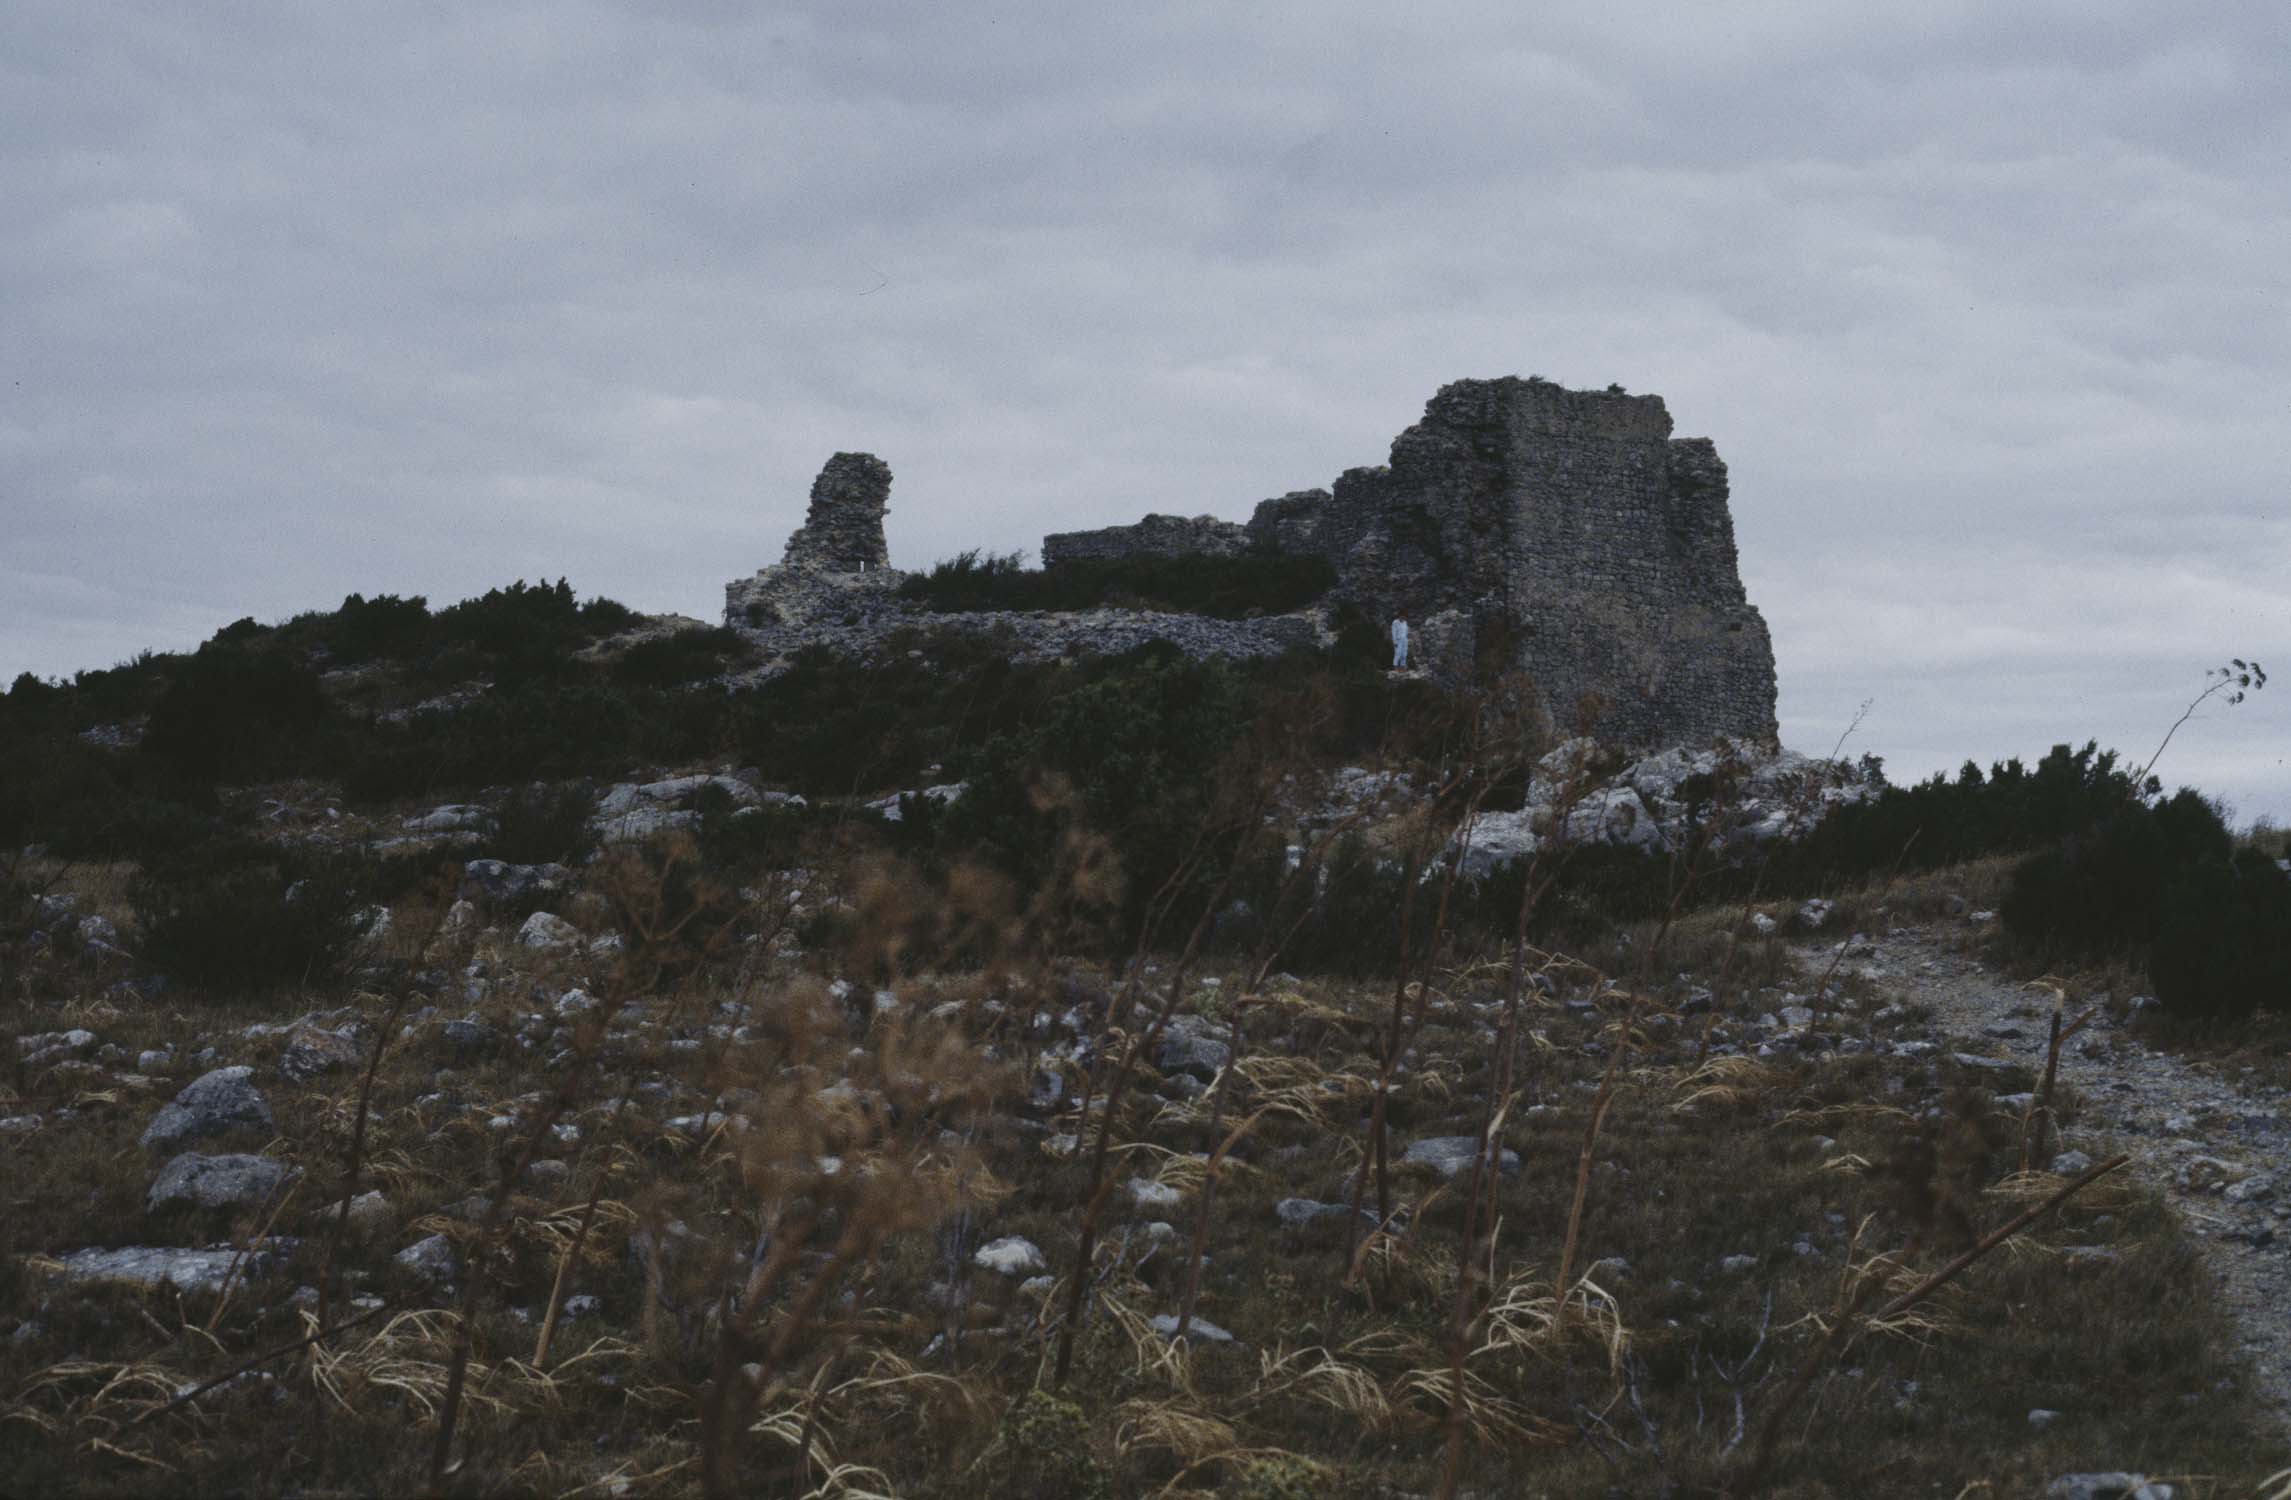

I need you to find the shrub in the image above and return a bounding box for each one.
[2001,789,2234,959]
[2149,848,2291,1020]
[610,626,747,687]
[693,790,807,876]
[1231,1455,1324,1500]
[942,646,1254,933]
[140,645,332,783]
[484,781,598,866]
[319,592,433,664]
[2000,787,2290,1020]
[435,578,604,655]
[971,1391,1110,1500]
[133,852,362,992]
[1788,741,2150,884]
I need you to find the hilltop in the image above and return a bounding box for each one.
[2,380,2287,1499]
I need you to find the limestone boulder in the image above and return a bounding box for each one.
[141,1066,273,1152]
[148,1152,295,1214]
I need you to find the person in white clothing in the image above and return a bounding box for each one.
[1391,617,1409,670]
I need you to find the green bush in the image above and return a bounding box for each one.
[2149,848,2291,1020]
[2002,789,2231,957]
[133,852,363,992]
[610,626,748,687]
[1231,1455,1324,1500]
[140,645,332,783]
[317,592,434,664]
[971,1391,1109,1500]
[485,781,598,866]
[1786,742,2150,883]
[942,646,1255,935]
[2002,788,2289,1020]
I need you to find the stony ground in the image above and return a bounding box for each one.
[1830,918,2291,1433]
[10,856,2289,1497]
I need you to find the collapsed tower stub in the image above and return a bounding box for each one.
[782,451,891,572]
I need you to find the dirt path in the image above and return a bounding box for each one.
[1839,922,2291,1430]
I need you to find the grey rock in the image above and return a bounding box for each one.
[343,1190,394,1237]
[60,1245,281,1295]
[2027,1407,2063,1429]
[1401,1136,1521,1179]
[2043,1477,2173,1500]
[518,911,582,951]
[594,805,700,844]
[405,804,491,834]
[462,859,570,903]
[2049,1150,2096,1177]
[148,1152,294,1214]
[1275,1198,1366,1228]
[141,1066,273,1152]
[439,1018,497,1053]
[281,1026,362,1081]
[972,1236,1047,1276]
[1129,1176,1183,1210]
[396,1233,459,1282]
[17,1029,98,1068]
[864,782,967,823]
[2224,1174,2277,1205]
[1156,1029,1232,1081]
[1150,1313,1235,1343]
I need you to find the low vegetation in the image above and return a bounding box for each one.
[2,591,2286,1496]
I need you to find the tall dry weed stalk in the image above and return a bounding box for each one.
[427,844,732,1491]
[1728,1152,2129,1495]
[692,1013,1000,1497]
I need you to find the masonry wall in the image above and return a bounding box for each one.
[728,378,1781,750]
[1040,513,1249,568]
[1255,378,1778,747]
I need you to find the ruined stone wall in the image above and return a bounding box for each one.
[1246,377,1777,747]
[725,454,1323,669]
[725,381,1780,750]
[1040,513,1249,568]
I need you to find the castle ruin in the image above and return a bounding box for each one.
[726,376,1780,750]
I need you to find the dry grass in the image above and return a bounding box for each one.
[4,839,2287,1499]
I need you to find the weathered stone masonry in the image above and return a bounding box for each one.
[1252,378,1778,748]
[724,377,1780,750]
[1040,513,1248,567]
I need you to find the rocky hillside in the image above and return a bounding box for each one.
[4,586,2287,1498]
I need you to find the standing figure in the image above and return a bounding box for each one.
[1391,616,1409,670]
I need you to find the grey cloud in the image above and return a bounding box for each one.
[3,1,2285,817]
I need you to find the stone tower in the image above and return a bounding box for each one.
[781,452,891,572]
[1246,377,1779,747]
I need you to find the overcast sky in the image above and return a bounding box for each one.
[5,3,2286,818]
